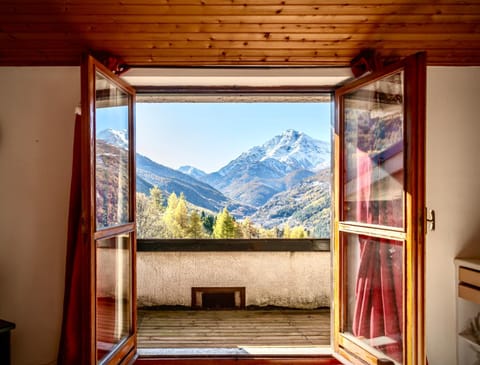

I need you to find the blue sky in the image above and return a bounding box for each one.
[101,102,332,173]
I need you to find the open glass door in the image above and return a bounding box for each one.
[82,55,137,364]
[333,53,426,365]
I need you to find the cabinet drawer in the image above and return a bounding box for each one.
[459,267,480,287]
[459,284,480,304]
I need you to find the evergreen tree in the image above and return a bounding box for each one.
[201,211,215,236]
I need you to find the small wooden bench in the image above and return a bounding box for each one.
[192,287,246,309]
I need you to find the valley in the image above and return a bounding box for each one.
[97,128,332,238]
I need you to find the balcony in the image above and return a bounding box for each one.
[136,239,331,354]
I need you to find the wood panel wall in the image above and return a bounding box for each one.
[1,1,479,67]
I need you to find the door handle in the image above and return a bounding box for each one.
[426,209,435,231]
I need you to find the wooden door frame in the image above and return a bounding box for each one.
[78,59,425,364]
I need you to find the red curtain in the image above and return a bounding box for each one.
[57,112,86,365]
[351,148,403,363]
[57,56,125,365]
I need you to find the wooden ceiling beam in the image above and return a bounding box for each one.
[2,4,480,16]
[0,0,478,66]
[2,39,480,51]
[2,23,479,35]
[1,14,479,24]
[5,0,480,5]
[3,47,479,58]
[1,54,479,67]
[3,31,480,42]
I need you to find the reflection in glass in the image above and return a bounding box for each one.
[346,233,404,363]
[95,72,130,229]
[343,72,404,227]
[96,234,131,362]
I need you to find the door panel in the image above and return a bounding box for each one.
[82,54,137,365]
[334,53,426,365]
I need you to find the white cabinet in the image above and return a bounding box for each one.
[456,258,480,365]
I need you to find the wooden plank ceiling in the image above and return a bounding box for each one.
[0,0,479,67]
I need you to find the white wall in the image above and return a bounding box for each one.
[0,66,478,365]
[0,67,79,365]
[137,251,331,309]
[425,67,480,365]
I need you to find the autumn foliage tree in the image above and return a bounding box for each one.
[137,188,311,239]
[163,192,189,238]
[186,210,205,238]
[136,186,167,238]
[213,208,241,239]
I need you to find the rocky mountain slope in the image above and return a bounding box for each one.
[98,128,331,237]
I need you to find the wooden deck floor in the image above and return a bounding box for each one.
[137,309,330,349]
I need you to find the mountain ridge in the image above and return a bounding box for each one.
[97,128,331,236]
[137,153,255,215]
[202,129,330,207]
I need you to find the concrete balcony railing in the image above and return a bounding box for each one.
[137,239,331,309]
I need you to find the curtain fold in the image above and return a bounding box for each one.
[57,112,85,365]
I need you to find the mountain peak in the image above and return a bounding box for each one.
[178,165,207,180]
[205,129,330,206]
[282,129,301,137]
[97,128,128,149]
[260,129,329,171]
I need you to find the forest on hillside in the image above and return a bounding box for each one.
[137,186,311,239]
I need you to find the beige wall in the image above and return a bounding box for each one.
[137,251,331,309]
[0,66,479,365]
[0,67,79,365]
[425,67,480,365]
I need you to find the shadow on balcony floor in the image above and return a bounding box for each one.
[137,308,330,350]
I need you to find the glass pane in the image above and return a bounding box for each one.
[343,71,404,228]
[96,234,131,362]
[95,72,130,229]
[345,233,404,363]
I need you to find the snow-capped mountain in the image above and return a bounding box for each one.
[97,128,129,149]
[204,130,330,207]
[98,127,331,235]
[259,129,330,171]
[96,128,254,215]
[217,130,328,177]
[178,165,208,180]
